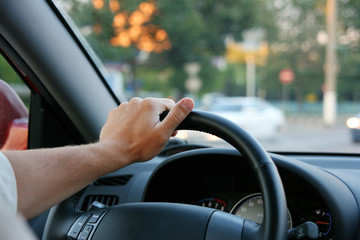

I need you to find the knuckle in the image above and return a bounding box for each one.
[118,102,128,109]
[109,102,127,116]
[142,98,157,110]
[108,108,117,117]
[142,97,153,105]
[129,97,142,104]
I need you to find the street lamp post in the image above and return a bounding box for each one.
[323,0,338,126]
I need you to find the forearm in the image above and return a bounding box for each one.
[3,143,127,219]
[2,97,194,219]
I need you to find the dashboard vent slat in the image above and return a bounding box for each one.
[81,195,119,211]
[93,174,132,186]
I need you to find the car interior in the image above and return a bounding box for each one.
[1,1,360,240]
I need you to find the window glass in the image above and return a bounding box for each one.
[0,55,30,150]
[54,0,360,153]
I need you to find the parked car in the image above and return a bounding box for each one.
[1,1,360,240]
[206,97,285,140]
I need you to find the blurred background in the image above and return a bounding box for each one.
[2,0,360,153]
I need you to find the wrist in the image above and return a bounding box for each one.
[91,141,132,174]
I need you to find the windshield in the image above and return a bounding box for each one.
[53,0,360,154]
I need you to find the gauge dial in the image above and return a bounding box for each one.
[298,208,333,239]
[194,197,227,211]
[230,193,293,229]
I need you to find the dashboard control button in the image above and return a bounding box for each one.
[67,213,92,239]
[88,211,105,223]
[77,225,93,240]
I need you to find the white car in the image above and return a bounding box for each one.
[206,97,285,140]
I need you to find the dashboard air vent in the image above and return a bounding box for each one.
[81,195,119,211]
[93,175,132,186]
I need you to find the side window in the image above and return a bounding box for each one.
[0,54,30,150]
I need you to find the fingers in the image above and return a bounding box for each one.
[102,97,193,142]
[131,97,175,114]
[99,97,194,164]
[160,98,194,133]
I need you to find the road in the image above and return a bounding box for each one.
[263,120,359,153]
[182,115,360,154]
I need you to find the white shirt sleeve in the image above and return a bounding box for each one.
[0,207,38,240]
[0,153,37,239]
[0,151,18,215]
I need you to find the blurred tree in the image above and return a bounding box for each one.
[59,0,275,98]
[259,0,326,107]
[56,0,360,105]
[337,0,360,102]
[260,0,360,107]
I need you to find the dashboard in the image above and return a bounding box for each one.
[71,145,360,240]
[144,149,333,239]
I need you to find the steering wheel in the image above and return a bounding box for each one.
[43,110,288,240]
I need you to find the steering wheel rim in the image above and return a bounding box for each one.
[43,110,288,240]
[177,110,288,239]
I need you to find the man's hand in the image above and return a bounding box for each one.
[99,97,194,166]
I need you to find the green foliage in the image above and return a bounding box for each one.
[0,55,22,84]
[58,0,360,103]
[339,0,360,29]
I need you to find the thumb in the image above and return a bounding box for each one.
[160,98,194,132]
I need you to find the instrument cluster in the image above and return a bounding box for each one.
[194,193,333,239]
